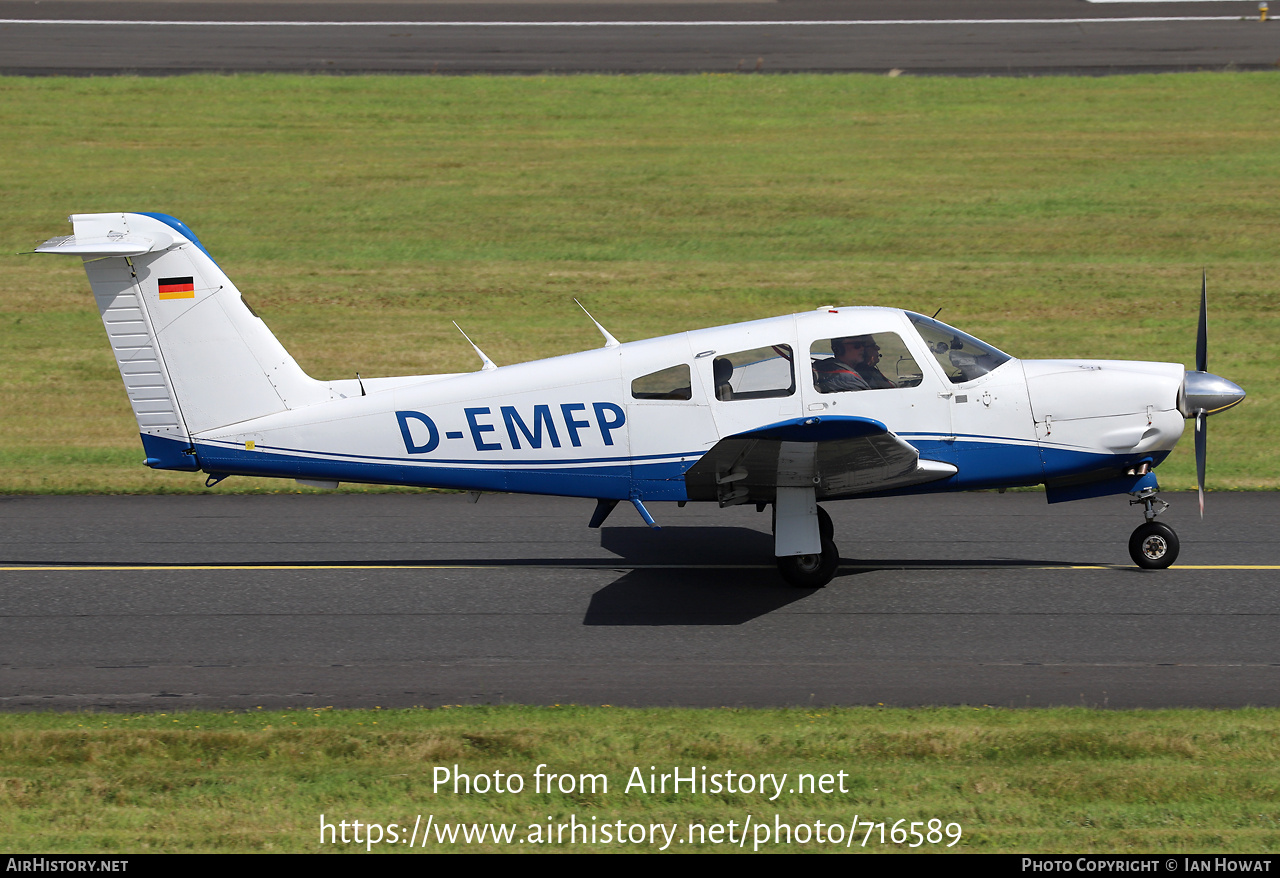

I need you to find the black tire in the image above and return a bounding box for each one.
[817,505,834,543]
[1128,522,1180,569]
[777,538,840,588]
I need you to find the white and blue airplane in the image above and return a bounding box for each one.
[37,212,1246,586]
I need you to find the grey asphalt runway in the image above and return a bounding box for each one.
[2,491,1277,711]
[0,0,1275,74]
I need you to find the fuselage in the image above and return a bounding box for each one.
[187,307,1186,503]
[37,212,1246,579]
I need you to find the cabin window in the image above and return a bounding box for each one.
[810,333,923,394]
[631,364,693,400]
[907,313,1011,384]
[711,344,795,401]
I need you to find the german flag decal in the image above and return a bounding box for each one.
[158,276,195,300]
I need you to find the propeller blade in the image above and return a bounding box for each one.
[1195,410,1207,518]
[1196,270,1208,373]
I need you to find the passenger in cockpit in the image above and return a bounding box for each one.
[855,338,896,389]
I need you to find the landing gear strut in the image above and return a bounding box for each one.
[772,492,840,588]
[1128,488,1179,569]
[771,504,834,542]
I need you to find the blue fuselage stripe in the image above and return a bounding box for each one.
[193,440,692,500]
[147,431,1168,503]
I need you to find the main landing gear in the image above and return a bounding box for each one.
[773,500,840,588]
[1128,488,1179,569]
[778,537,840,588]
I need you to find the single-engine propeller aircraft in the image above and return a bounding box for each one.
[37,213,1247,586]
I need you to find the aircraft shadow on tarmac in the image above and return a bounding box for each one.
[581,526,1086,626]
[582,566,816,625]
[599,524,775,567]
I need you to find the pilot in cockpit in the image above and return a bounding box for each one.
[814,335,895,393]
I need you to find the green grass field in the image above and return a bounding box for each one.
[3,706,1279,853]
[2,73,1277,492]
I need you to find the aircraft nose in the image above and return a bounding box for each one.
[1182,370,1246,416]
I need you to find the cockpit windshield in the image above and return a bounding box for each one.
[907,312,1012,384]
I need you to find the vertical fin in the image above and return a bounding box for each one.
[38,213,332,461]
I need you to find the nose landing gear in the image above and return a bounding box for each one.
[1128,488,1179,569]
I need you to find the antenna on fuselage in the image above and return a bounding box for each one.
[452,321,497,371]
[932,307,943,319]
[574,298,620,348]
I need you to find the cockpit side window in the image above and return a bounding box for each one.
[631,364,692,400]
[810,333,923,394]
[712,344,795,401]
[907,313,1012,384]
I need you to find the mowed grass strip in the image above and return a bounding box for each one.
[1,706,1278,853]
[2,74,1276,492]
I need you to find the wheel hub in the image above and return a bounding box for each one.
[794,554,821,572]
[1141,535,1168,559]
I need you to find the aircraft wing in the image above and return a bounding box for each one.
[683,416,956,505]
